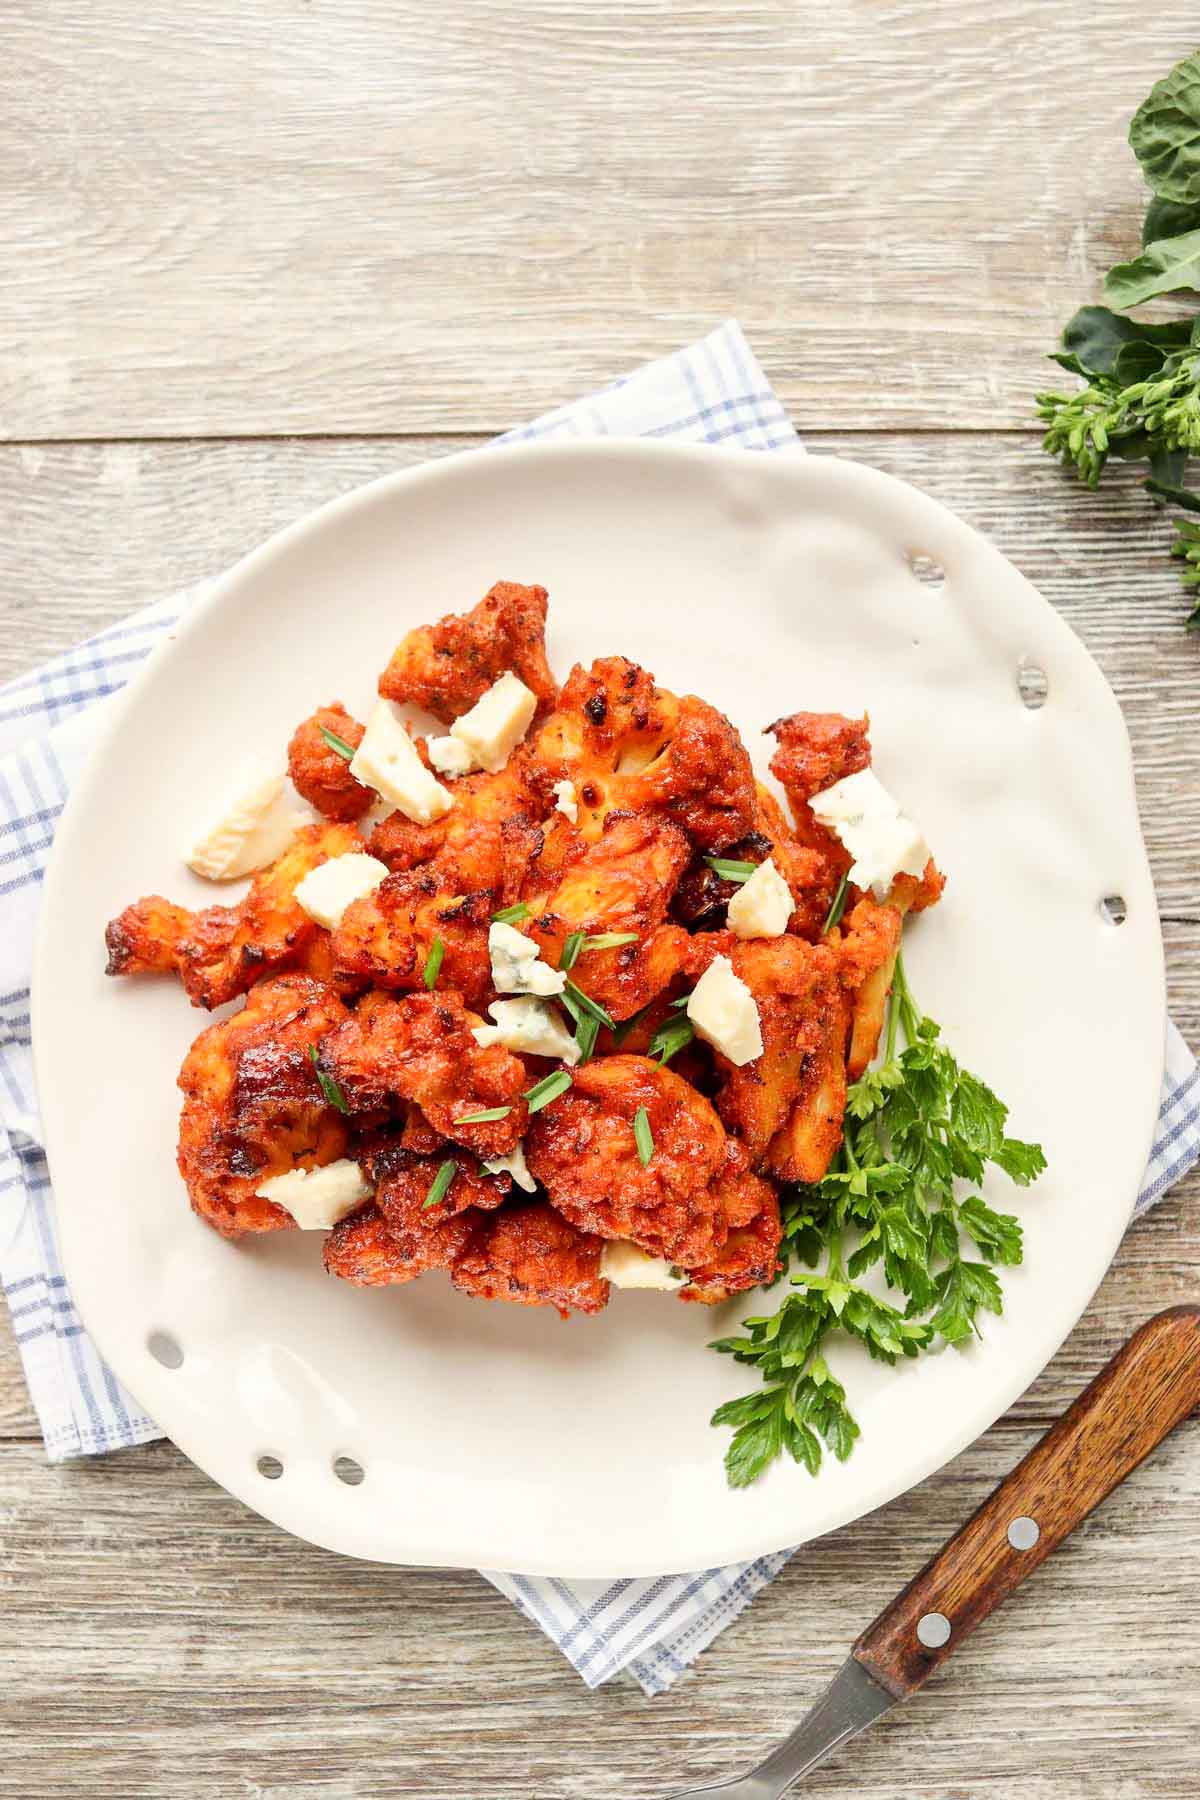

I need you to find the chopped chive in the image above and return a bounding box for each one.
[704,856,757,883]
[573,1013,600,1065]
[492,901,530,925]
[611,1002,652,1046]
[633,1105,654,1166]
[423,1157,458,1211]
[524,1069,573,1113]
[563,978,615,1030]
[648,1013,696,1066]
[669,992,692,1011]
[308,1044,350,1114]
[581,932,640,952]
[422,935,446,988]
[455,1105,514,1124]
[319,724,356,761]
[823,871,850,934]
[560,930,586,971]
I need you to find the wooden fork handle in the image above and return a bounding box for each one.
[852,1306,1200,1700]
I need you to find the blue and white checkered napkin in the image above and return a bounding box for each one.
[1,323,1197,1696]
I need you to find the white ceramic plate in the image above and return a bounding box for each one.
[34,440,1164,1577]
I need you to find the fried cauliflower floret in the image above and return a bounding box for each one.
[836,894,904,1079]
[451,1203,609,1316]
[679,1142,782,1303]
[672,784,838,941]
[317,992,528,1157]
[177,974,351,1238]
[523,812,691,1021]
[378,579,558,722]
[687,933,843,1172]
[528,657,756,851]
[367,751,540,895]
[331,869,492,1007]
[525,1054,732,1266]
[287,703,372,821]
[768,710,872,810]
[323,1201,473,1287]
[105,822,363,1009]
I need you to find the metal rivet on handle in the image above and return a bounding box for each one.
[917,1612,952,1649]
[1008,1515,1040,1551]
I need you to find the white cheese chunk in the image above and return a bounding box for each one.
[185,766,303,881]
[686,954,763,1066]
[256,1159,372,1230]
[449,671,537,773]
[809,768,930,900]
[488,921,566,996]
[293,852,389,930]
[726,856,794,940]
[600,1242,685,1291]
[483,1140,538,1194]
[471,996,580,1065]
[349,699,453,824]
[552,778,579,823]
[426,734,476,777]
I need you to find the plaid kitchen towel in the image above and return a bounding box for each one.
[1,323,1197,1697]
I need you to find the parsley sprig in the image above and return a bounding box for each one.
[710,954,1045,1488]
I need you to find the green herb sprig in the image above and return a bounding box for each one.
[1036,50,1200,627]
[308,1044,350,1115]
[319,724,356,761]
[710,955,1044,1488]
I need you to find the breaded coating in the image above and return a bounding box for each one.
[324,1157,505,1288]
[529,656,756,850]
[367,751,540,897]
[837,894,904,1079]
[106,821,363,1009]
[524,812,692,1021]
[525,1054,731,1266]
[688,932,842,1170]
[451,1203,609,1316]
[377,1150,509,1226]
[322,1202,463,1287]
[765,985,850,1186]
[332,869,492,1007]
[767,710,872,806]
[680,1142,782,1303]
[673,783,838,941]
[287,703,372,821]
[317,991,528,1157]
[177,975,351,1238]
[378,579,558,722]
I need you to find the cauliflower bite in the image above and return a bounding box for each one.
[331,868,493,1007]
[522,812,692,1021]
[317,991,528,1157]
[525,1054,734,1266]
[673,783,837,941]
[687,932,844,1177]
[323,1201,473,1287]
[287,703,373,822]
[367,749,540,885]
[451,1203,609,1315]
[378,579,558,722]
[679,1141,782,1303]
[105,821,363,1009]
[529,656,756,851]
[177,974,351,1238]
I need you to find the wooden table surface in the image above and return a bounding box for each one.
[3,6,1199,1796]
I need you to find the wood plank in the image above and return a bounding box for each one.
[0,1426,1194,1796]
[3,431,1198,912]
[3,4,1200,436]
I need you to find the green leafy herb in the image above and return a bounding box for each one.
[455,1106,513,1124]
[710,954,1044,1488]
[704,856,757,883]
[308,1044,350,1115]
[647,1011,695,1065]
[492,902,530,925]
[560,931,585,971]
[524,1069,573,1113]
[1037,52,1200,626]
[633,1105,654,1166]
[823,871,849,933]
[582,932,640,951]
[572,1012,601,1064]
[422,936,445,989]
[1129,52,1200,205]
[562,978,615,1030]
[319,724,356,761]
[423,1158,458,1211]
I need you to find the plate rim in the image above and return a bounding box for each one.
[33,436,1166,1576]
